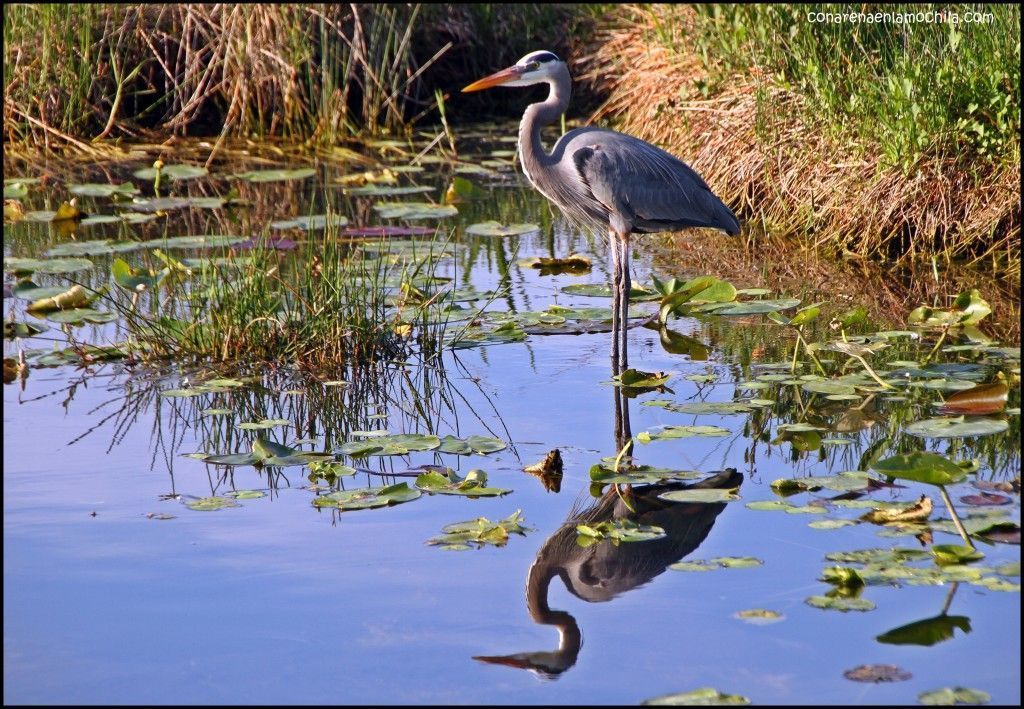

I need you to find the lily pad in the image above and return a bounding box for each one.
[807,595,876,612]
[436,435,507,455]
[905,417,1009,439]
[69,182,140,197]
[614,369,672,389]
[427,510,532,550]
[917,687,990,705]
[336,433,441,456]
[4,257,94,275]
[576,519,666,547]
[345,185,434,197]
[415,467,511,497]
[185,496,239,511]
[311,482,421,510]
[270,214,349,230]
[733,609,784,625]
[237,419,292,430]
[234,167,316,182]
[642,688,750,706]
[637,425,730,443]
[465,221,540,237]
[373,202,458,219]
[133,164,208,181]
[659,488,741,503]
[871,452,967,486]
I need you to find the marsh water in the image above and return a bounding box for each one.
[4,126,1020,705]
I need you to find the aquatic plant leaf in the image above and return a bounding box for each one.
[871,452,967,486]
[133,164,208,181]
[519,254,592,272]
[575,519,666,547]
[45,239,142,256]
[201,452,263,466]
[614,369,672,388]
[908,290,991,327]
[707,298,802,315]
[637,425,730,443]
[45,308,118,325]
[659,488,740,503]
[560,283,659,300]
[642,687,750,706]
[807,595,876,612]
[308,461,356,479]
[876,615,971,647]
[345,184,434,196]
[842,664,910,681]
[4,257,94,274]
[202,408,233,416]
[237,419,291,430]
[905,416,1008,439]
[745,500,826,514]
[69,182,139,197]
[4,320,48,338]
[415,468,511,497]
[802,380,858,395]
[270,214,349,230]
[427,510,532,549]
[373,202,458,219]
[226,490,266,500]
[234,168,316,182]
[336,440,385,457]
[311,482,421,510]
[809,520,858,530]
[185,496,239,511]
[937,380,1009,415]
[146,235,249,249]
[733,609,784,625]
[789,303,822,327]
[112,258,165,291]
[932,544,985,566]
[917,687,990,705]
[465,221,540,236]
[826,548,930,565]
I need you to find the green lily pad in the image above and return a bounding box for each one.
[637,425,730,443]
[133,164,209,181]
[147,235,249,250]
[427,510,532,550]
[917,687,991,705]
[270,214,349,230]
[871,452,967,486]
[436,435,507,455]
[373,202,458,219]
[745,500,826,514]
[560,283,659,300]
[336,433,441,456]
[202,408,233,416]
[4,257,94,274]
[659,488,741,503]
[802,380,858,396]
[225,490,266,500]
[234,167,316,182]
[706,298,802,316]
[465,221,540,236]
[112,258,165,291]
[45,308,118,325]
[733,609,784,625]
[237,419,292,430]
[185,496,239,511]
[614,369,672,388]
[642,687,750,706]
[312,482,421,510]
[670,556,762,571]
[806,595,876,612]
[932,544,985,566]
[345,185,434,196]
[809,519,859,530]
[905,417,1009,439]
[576,519,667,547]
[69,182,140,198]
[589,463,701,485]
[877,615,972,647]
[415,467,511,497]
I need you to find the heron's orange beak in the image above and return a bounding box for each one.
[462,66,523,93]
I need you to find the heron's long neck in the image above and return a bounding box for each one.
[518,70,571,188]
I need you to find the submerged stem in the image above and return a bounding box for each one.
[937,484,974,549]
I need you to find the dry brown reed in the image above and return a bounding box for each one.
[575,6,1020,282]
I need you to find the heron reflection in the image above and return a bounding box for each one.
[474,467,742,678]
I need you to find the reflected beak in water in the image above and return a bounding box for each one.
[462,66,524,93]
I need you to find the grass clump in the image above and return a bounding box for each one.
[115,226,449,369]
[578,4,1020,278]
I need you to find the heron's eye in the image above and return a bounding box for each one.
[528,62,540,71]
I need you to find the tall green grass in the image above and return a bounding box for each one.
[114,226,449,368]
[682,4,1020,172]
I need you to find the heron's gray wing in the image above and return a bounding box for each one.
[571,133,739,235]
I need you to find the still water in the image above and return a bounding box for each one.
[3,127,1020,705]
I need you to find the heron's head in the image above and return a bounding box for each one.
[462,51,565,92]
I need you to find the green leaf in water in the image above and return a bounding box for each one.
[733,609,784,625]
[415,467,511,497]
[185,496,239,511]
[636,425,730,443]
[373,202,458,219]
[234,167,316,182]
[659,488,741,503]
[904,416,1009,439]
[312,482,421,510]
[642,687,750,706]
[871,452,967,486]
[917,687,991,705]
[465,221,540,236]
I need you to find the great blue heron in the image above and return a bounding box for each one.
[463,50,739,372]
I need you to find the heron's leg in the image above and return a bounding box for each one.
[608,231,621,374]
[619,233,631,371]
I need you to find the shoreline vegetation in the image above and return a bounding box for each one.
[4,3,1020,280]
